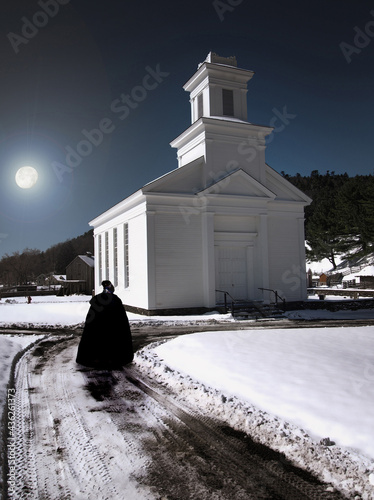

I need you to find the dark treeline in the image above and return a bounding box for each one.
[284,170,374,269]
[0,230,93,286]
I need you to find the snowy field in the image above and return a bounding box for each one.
[1,294,374,497]
[152,328,374,459]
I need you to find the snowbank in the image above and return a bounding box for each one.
[135,328,374,498]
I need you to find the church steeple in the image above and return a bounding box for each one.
[171,53,273,185]
[183,52,254,123]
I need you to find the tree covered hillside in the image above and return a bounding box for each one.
[284,171,374,269]
[0,230,93,286]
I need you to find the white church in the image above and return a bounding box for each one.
[89,53,312,315]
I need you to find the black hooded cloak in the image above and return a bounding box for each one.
[76,289,133,369]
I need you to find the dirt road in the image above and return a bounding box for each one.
[4,331,346,500]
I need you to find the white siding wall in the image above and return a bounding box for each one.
[267,214,307,302]
[153,213,204,308]
[206,139,266,185]
[214,215,256,233]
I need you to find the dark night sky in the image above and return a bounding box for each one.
[0,0,373,258]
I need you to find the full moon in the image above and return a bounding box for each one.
[15,166,38,189]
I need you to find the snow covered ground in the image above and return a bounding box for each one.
[1,294,374,498]
[152,328,374,459]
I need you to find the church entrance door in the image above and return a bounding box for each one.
[215,246,248,302]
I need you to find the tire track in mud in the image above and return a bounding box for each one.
[7,337,154,500]
[124,368,345,499]
[82,360,344,499]
[5,333,346,499]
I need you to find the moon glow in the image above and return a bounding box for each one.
[15,166,38,189]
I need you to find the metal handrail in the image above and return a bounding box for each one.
[258,287,286,311]
[215,289,236,313]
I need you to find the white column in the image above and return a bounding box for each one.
[259,213,270,299]
[202,211,215,307]
[93,232,100,294]
[298,216,308,300]
[146,211,156,309]
[246,243,255,299]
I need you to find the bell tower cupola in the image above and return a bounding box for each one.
[183,52,254,123]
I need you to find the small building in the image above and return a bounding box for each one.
[89,53,312,314]
[307,269,320,288]
[36,274,48,286]
[49,274,66,286]
[359,276,374,288]
[328,272,343,287]
[65,253,94,295]
[319,273,328,286]
[342,265,374,289]
[36,274,66,289]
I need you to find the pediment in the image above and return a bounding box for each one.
[198,169,276,199]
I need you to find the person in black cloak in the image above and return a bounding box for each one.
[76,280,134,369]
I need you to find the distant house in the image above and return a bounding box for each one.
[319,273,328,286]
[89,53,311,314]
[359,276,374,288]
[328,272,343,287]
[49,275,66,286]
[65,253,95,295]
[36,274,48,286]
[36,274,66,288]
[307,269,319,288]
[342,265,374,289]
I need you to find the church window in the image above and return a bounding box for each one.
[197,93,203,119]
[105,232,109,281]
[113,227,118,287]
[222,88,234,116]
[98,234,102,284]
[124,223,129,288]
